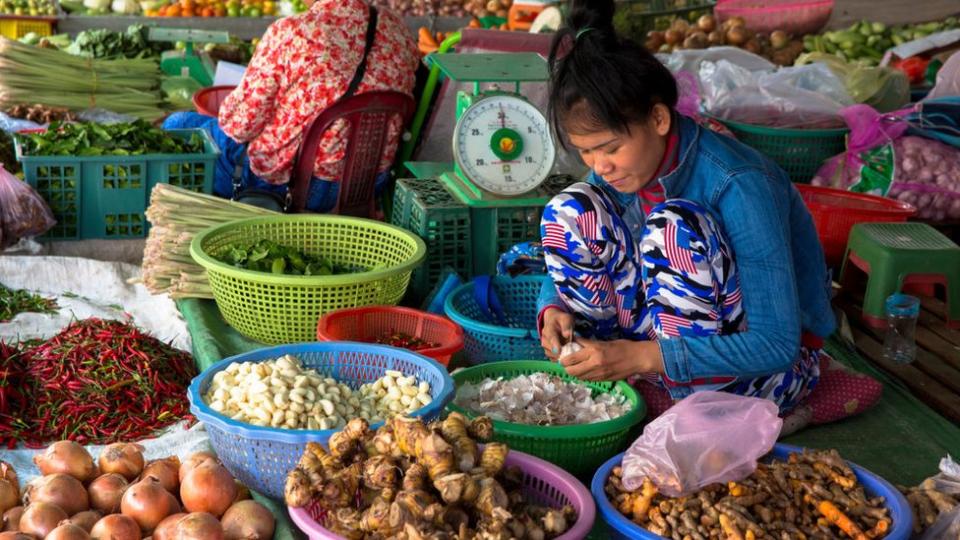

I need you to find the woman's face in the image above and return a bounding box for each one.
[565,103,673,194]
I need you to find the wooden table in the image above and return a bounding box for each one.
[836,289,960,424]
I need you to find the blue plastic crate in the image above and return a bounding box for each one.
[443,275,547,364]
[188,342,455,500]
[592,445,914,540]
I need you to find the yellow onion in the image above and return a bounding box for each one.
[180,463,237,518]
[89,514,140,540]
[178,452,218,483]
[1,506,21,532]
[46,523,91,540]
[173,513,223,540]
[0,532,33,539]
[120,476,180,534]
[141,456,181,495]
[221,500,275,540]
[68,510,102,533]
[24,474,89,515]
[34,442,97,482]
[0,464,17,494]
[0,481,16,515]
[152,513,187,540]
[97,444,144,482]
[87,474,128,514]
[19,502,68,538]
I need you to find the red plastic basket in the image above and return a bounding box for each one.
[795,184,916,267]
[715,0,833,36]
[192,85,237,118]
[316,306,464,367]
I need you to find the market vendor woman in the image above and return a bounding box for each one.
[539,0,838,415]
[163,0,419,212]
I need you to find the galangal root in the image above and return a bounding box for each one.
[605,449,892,540]
[898,478,959,534]
[284,413,576,540]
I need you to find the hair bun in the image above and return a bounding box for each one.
[567,0,616,36]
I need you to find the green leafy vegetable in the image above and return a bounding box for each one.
[216,239,361,276]
[15,120,206,157]
[0,283,58,322]
[65,25,169,60]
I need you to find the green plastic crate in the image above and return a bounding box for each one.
[392,176,575,299]
[716,119,848,184]
[447,360,646,478]
[613,0,716,41]
[15,129,219,240]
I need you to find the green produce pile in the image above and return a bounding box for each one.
[66,25,168,59]
[805,18,960,66]
[0,0,56,16]
[15,120,205,157]
[0,36,165,120]
[217,239,359,276]
[0,283,57,323]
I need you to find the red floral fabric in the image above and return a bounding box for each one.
[218,0,419,184]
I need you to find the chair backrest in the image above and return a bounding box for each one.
[290,90,415,217]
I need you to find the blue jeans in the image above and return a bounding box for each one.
[163,112,389,213]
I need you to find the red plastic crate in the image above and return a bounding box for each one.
[795,184,916,267]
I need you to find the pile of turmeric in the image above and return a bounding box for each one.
[605,449,892,539]
[285,414,575,540]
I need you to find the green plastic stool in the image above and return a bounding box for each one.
[840,222,960,329]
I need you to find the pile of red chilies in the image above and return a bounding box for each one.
[0,318,196,448]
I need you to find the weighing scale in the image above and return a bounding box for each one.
[148,28,231,87]
[407,52,557,208]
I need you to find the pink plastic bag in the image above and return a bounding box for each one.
[0,165,55,248]
[621,392,782,497]
[812,104,960,221]
[715,0,833,36]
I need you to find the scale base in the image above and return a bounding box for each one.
[439,171,552,208]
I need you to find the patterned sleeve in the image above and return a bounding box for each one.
[218,19,289,143]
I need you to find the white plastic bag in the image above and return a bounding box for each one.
[621,391,782,497]
[918,456,960,539]
[700,60,854,128]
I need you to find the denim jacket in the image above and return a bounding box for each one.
[539,115,836,395]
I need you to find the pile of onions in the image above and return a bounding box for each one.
[1,443,274,540]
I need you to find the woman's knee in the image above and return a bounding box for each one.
[542,182,618,240]
[642,199,722,258]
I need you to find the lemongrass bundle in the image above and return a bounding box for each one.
[142,184,278,299]
[0,37,166,120]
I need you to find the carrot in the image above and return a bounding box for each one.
[817,499,868,540]
[418,27,439,55]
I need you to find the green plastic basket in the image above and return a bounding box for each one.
[447,360,646,478]
[190,215,426,345]
[15,129,218,240]
[716,118,849,184]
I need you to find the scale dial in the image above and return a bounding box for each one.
[452,94,556,196]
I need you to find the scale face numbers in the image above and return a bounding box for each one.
[452,94,556,196]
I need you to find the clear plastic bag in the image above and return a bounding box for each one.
[620,391,782,497]
[927,51,960,101]
[699,60,853,128]
[0,165,55,249]
[918,455,960,540]
[796,52,910,113]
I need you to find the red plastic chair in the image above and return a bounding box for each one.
[290,91,415,218]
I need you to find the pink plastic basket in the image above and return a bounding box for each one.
[288,447,597,539]
[192,85,237,118]
[715,0,833,36]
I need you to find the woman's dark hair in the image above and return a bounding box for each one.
[548,0,678,140]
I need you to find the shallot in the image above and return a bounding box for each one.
[454,372,631,426]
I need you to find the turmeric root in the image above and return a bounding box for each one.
[719,513,744,540]
[479,442,509,477]
[815,498,867,540]
[631,477,658,522]
[920,478,958,513]
[442,412,479,472]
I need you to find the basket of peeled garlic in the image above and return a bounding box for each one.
[187,342,455,500]
[447,361,646,478]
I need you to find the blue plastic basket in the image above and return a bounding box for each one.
[443,275,547,364]
[591,445,914,540]
[188,342,456,500]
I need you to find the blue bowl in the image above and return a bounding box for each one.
[188,342,455,500]
[591,443,913,540]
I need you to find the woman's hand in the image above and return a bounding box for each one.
[560,338,664,381]
[541,307,575,361]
